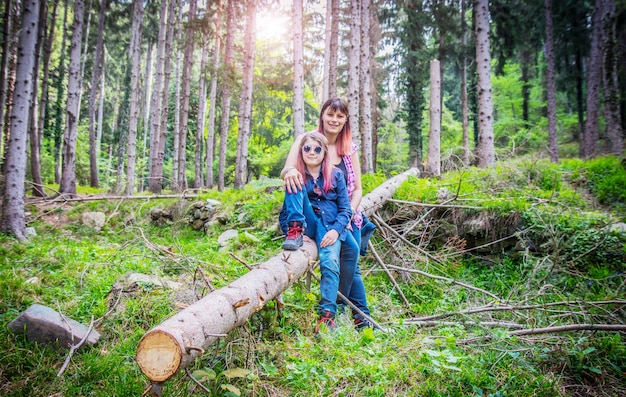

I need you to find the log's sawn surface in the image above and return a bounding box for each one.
[136,168,420,383]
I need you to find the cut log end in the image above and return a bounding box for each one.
[136,329,183,382]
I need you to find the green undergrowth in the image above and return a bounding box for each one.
[1,156,625,396]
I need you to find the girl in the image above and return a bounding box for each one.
[279,131,356,334]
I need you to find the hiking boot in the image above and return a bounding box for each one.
[282,221,304,250]
[354,316,374,331]
[314,310,336,336]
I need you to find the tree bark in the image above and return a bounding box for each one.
[218,0,235,191]
[348,0,361,145]
[461,0,470,166]
[195,28,209,189]
[292,0,304,138]
[205,0,221,189]
[544,0,559,162]
[136,168,420,385]
[59,0,84,196]
[234,0,256,188]
[359,0,373,173]
[28,0,46,197]
[88,0,107,189]
[125,0,144,195]
[428,60,441,177]
[474,0,495,168]
[0,0,39,240]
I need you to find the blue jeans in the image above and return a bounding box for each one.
[338,223,371,319]
[282,189,344,315]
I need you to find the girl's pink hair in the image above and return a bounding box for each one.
[297,132,333,193]
[316,97,352,157]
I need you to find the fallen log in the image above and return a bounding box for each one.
[136,168,420,389]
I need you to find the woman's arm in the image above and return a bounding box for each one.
[349,150,363,212]
[281,134,305,193]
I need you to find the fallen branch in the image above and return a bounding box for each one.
[402,320,526,329]
[368,241,411,308]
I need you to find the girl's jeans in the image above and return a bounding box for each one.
[283,189,358,316]
[338,224,371,319]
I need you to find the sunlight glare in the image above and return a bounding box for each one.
[256,10,289,41]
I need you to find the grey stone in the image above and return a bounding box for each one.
[81,211,106,231]
[8,304,100,349]
[218,229,239,246]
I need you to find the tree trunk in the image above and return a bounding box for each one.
[359,0,373,173]
[474,0,495,168]
[582,0,606,158]
[328,0,339,99]
[126,0,144,195]
[53,0,69,184]
[428,59,441,177]
[148,0,169,194]
[218,0,235,191]
[544,0,559,162]
[292,0,304,138]
[461,0,470,166]
[28,0,46,197]
[348,0,361,145]
[195,29,209,189]
[59,0,84,196]
[601,0,622,155]
[135,168,420,386]
[0,0,39,241]
[0,0,14,159]
[87,0,106,189]
[175,0,195,192]
[234,0,256,188]
[206,0,221,189]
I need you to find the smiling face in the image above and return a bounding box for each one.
[321,107,348,137]
[301,138,325,168]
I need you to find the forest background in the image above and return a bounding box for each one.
[0,0,625,240]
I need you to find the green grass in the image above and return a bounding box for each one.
[1,157,625,396]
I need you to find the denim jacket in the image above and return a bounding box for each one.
[280,168,353,241]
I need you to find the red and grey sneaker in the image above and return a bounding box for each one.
[282,221,304,251]
[314,310,336,336]
[354,316,374,331]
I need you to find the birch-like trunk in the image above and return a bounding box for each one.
[460,0,470,166]
[126,0,144,195]
[59,0,84,196]
[474,0,495,168]
[0,0,39,241]
[292,0,304,138]
[218,0,235,191]
[348,0,361,145]
[359,0,373,173]
[148,0,169,194]
[88,0,107,189]
[428,59,441,177]
[206,0,221,189]
[195,32,209,189]
[234,0,257,188]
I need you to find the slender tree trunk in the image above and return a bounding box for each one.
[140,43,154,192]
[234,0,256,188]
[0,0,14,159]
[59,0,84,196]
[195,29,209,189]
[218,0,235,191]
[428,59,441,176]
[88,0,107,189]
[176,0,196,192]
[148,0,169,193]
[292,0,304,138]
[322,0,331,102]
[126,0,144,195]
[359,0,373,173]
[28,0,46,197]
[474,0,495,168]
[158,0,177,190]
[348,0,361,145]
[544,0,559,162]
[583,0,606,158]
[1,0,39,241]
[328,0,339,99]
[172,0,182,189]
[461,0,470,166]
[206,0,221,189]
[53,0,70,184]
[601,0,622,155]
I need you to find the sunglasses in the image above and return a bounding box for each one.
[302,144,323,155]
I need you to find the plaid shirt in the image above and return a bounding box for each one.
[344,143,363,229]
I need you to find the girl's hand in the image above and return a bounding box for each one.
[283,168,304,194]
[320,230,339,248]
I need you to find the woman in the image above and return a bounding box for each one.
[281,97,373,330]
[279,132,355,335]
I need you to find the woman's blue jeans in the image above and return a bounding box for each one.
[283,189,349,316]
[338,223,371,319]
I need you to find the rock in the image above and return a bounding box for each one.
[218,229,239,246]
[8,304,100,349]
[81,212,106,231]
